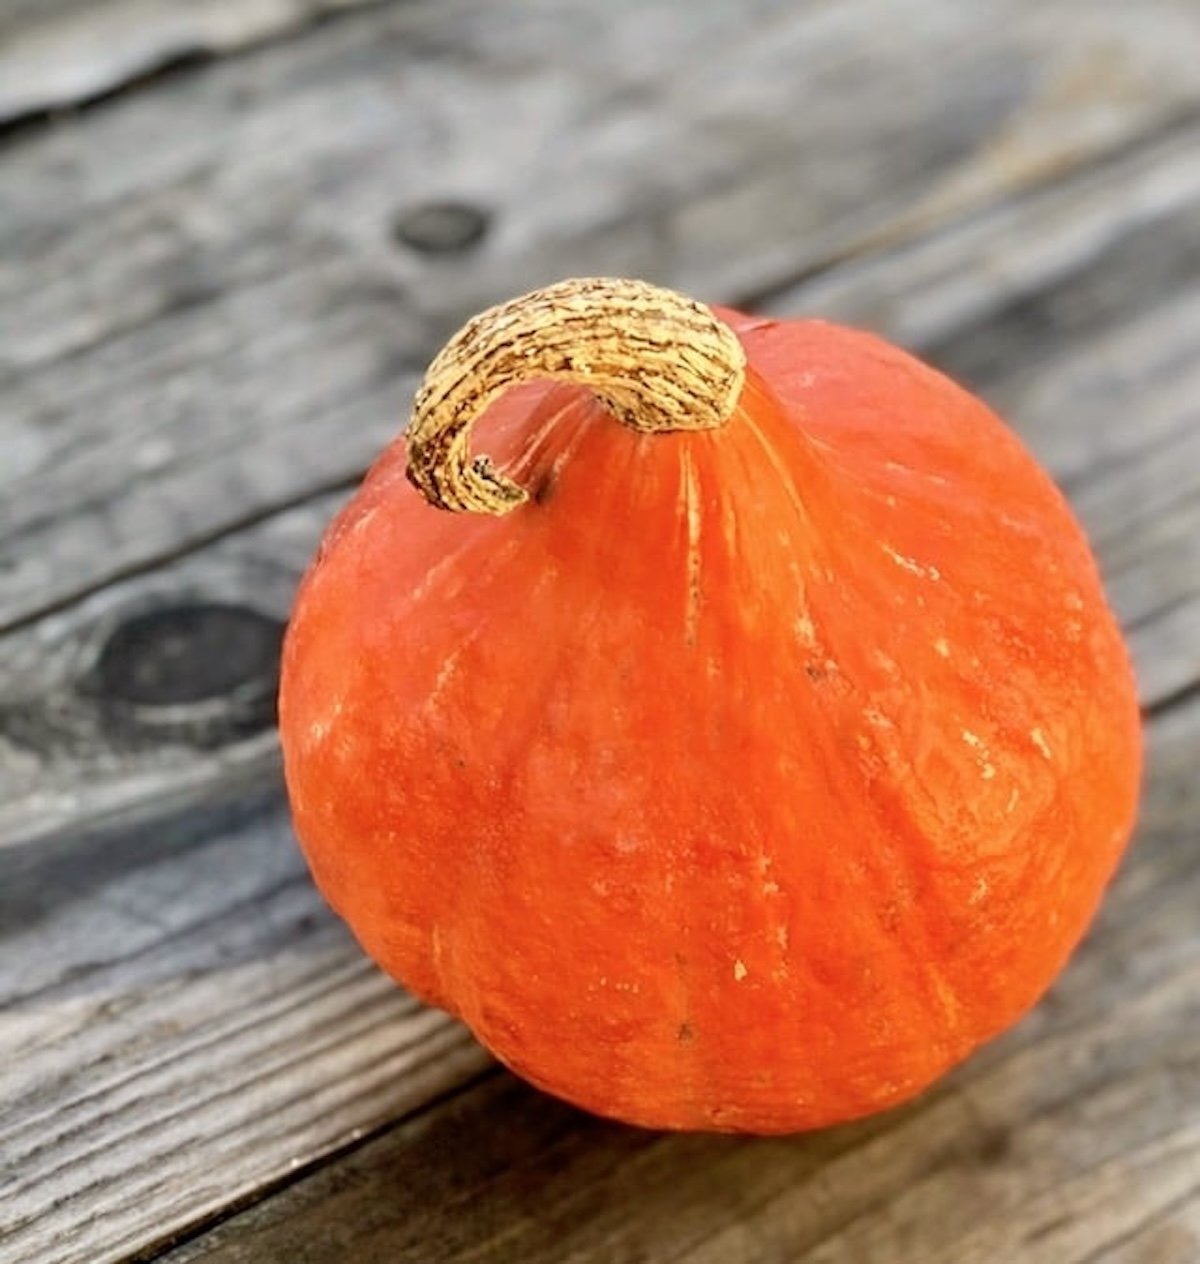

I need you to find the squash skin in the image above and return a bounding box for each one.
[279,310,1142,1133]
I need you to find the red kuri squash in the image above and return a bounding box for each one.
[279,277,1141,1133]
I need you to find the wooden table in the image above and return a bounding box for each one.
[3,2,1199,1261]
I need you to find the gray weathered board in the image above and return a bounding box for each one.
[1,1,1198,1262]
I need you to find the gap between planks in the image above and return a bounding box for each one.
[0,0,394,133]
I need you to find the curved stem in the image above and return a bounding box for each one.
[405,277,747,514]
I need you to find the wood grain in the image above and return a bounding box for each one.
[1,191,1197,1257]
[0,0,383,125]
[4,87,1199,1261]
[0,792,490,1264]
[5,0,1200,629]
[4,116,1199,865]
[157,696,1200,1264]
[2,3,1199,1262]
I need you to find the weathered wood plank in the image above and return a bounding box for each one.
[4,119,1199,866]
[3,6,1199,1260]
[1087,1197,1200,1264]
[156,695,1200,1263]
[1,249,1197,1260]
[5,0,1200,629]
[0,792,490,1264]
[0,0,383,125]
[2,118,1196,1260]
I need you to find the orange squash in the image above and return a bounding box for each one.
[279,278,1141,1133]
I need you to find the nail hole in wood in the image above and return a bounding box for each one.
[391,201,490,254]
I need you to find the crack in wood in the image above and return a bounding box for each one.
[0,0,399,141]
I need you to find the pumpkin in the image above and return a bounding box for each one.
[279,277,1141,1133]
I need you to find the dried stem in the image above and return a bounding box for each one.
[405,277,746,514]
